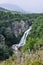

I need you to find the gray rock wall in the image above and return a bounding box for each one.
[8,20,31,37]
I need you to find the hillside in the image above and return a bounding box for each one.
[0,10,43,64]
[22,16,43,52]
[0,11,32,60]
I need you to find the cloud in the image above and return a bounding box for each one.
[0,0,8,4]
[0,0,43,13]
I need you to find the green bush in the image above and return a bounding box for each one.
[0,45,13,60]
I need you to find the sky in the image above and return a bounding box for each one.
[0,0,43,13]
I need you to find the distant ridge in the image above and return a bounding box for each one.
[0,7,6,11]
[0,4,25,13]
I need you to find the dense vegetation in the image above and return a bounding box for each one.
[0,11,27,46]
[22,16,43,52]
[0,11,43,46]
[0,11,25,60]
[0,10,43,61]
[0,45,13,60]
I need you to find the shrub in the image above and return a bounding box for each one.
[0,45,13,60]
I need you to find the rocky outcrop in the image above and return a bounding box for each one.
[8,20,32,37]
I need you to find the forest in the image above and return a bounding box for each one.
[0,10,43,65]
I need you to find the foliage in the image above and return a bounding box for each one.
[22,16,43,52]
[0,11,43,60]
[0,11,43,47]
[0,45,13,60]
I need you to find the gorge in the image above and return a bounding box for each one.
[12,26,32,52]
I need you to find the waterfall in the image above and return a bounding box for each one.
[12,26,32,51]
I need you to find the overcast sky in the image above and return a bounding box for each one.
[0,0,43,13]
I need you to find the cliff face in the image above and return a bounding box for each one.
[0,19,32,46]
[7,20,32,37]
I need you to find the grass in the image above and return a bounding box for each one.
[0,49,43,65]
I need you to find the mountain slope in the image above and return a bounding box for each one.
[0,7,6,11]
[22,16,43,52]
[0,4,25,13]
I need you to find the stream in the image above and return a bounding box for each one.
[12,26,32,52]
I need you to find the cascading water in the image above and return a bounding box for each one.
[12,26,32,51]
